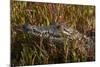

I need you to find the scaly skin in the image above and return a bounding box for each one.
[23,23,84,40]
[22,23,94,47]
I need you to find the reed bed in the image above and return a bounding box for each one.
[11,1,95,66]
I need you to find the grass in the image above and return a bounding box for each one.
[11,1,95,66]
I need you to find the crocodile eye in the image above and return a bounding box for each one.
[32,29,36,32]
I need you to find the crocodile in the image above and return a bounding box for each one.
[23,23,81,39]
[22,23,95,47]
[13,23,95,45]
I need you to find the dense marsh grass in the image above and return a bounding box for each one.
[11,1,95,66]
